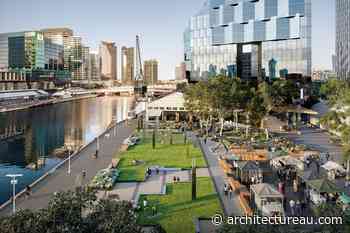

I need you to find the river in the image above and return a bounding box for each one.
[0,96,134,205]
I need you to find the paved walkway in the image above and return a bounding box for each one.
[285,126,343,163]
[0,120,136,216]
[192,133,243,216]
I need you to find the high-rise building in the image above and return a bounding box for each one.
[89,51,101,81]
[70,36,83,80]
[185,0,312,81]
[175,62,186,81]
[82,46,90,80]
[0,31,46,70]
[44,38,64,70]
[144,59,158,85]
[336,0,350,80]
[99,41,117,80]
[121,47,134,84]
[41,28,73,71]
[332,55,337,73]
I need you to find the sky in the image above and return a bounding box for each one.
[0,0,335,79]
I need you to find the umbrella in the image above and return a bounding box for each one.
[307,178,344,193]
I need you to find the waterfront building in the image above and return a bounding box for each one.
[70,36,83,80]
[175,62,186,81]
[41,28,73,71]
[89,51,101,81]
[185,0,312,81]
[82,46,90,81]
[99,41,117,81]
[121,47,135,84]
[0,31,45,70]
[44,38,64,70]
[336,0,350,80]
[144,59,158,85]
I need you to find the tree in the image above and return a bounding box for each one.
[0,189,144,233]
[87,200,142,233]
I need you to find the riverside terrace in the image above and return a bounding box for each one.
[209,126,350,218]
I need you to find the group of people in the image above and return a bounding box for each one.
[289,199,307,216]
[173,176,181,183]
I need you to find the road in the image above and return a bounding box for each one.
[0,120,135,216]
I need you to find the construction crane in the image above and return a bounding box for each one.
[134,35,147,97]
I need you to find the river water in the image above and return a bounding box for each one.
[0,96,133,205]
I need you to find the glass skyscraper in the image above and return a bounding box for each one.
[184,0,311,81]
[336,0,350,80]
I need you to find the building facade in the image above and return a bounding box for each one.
[89,51,101,81]
[336,0,350,80]
[185,0,312,81]
[175,62,186,81]
[121,47,135,84]
[144,59,158,85]
[41,28,73,71]
[69,36,83,80]
[44,38,64,70]
[99,41,117,80]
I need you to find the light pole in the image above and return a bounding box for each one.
[68,148,71,175]
[6,174,23,214]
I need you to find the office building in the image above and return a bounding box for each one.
[99,41,117,80]
[336,0,350,80]
[121,47,134,84]
[82,46,90,80]
[41,28,73,71]
[144,59,158,85]
[185,0,312,81]
[0,31,45,70]
[70,36,83,80]
[175,62,186,81]
[89,51,101,81]
[44,38,64,70]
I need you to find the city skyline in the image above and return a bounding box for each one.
[0,0,336,79]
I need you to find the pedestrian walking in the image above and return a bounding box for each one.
[289,199,296,216]
[82,169,86,179]
[177,177,180,182]
[173,176,177,183]
[152,205,157,216]
[25,185,31,199]
[229,186,233,199]
[224,184,228,197]
[296,200,301,216]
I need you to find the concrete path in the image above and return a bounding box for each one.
[285,126,343,163]
[0,120,135,216]
[192,133,243,216]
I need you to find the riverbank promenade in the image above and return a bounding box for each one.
[0,120,136,216]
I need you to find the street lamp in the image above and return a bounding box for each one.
[6,174,23,214]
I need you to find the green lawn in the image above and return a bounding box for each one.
[137,177,222,233]
[116,132,206,182]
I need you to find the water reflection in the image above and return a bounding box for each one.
[0,96,133,204]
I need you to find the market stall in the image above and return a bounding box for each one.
[250,183,284,216]
[306,178,343,205]
[234,161,263,185]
